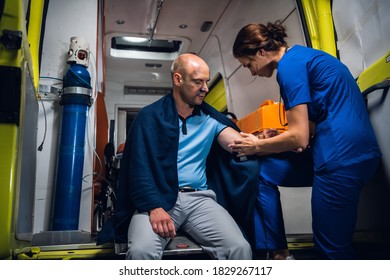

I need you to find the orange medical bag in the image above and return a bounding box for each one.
[236,99,288,136]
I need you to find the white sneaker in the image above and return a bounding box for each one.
[286,255,295,260]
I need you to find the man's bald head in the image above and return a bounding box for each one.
[170,53,209,79]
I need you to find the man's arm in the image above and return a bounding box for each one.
[229,104,311,156]
[217,126,243,153]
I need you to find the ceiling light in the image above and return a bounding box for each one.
[109,35,190,61]
[115,19,125,25]
[179,24,188,29]
[112,37,182,53]
[122,36,149,43]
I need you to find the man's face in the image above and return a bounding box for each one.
[176,61,210,106]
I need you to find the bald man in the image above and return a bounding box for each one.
[120,54,256,259]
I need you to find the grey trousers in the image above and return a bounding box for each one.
[126,189,252,260]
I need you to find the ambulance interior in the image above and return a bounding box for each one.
[1,0,389,260]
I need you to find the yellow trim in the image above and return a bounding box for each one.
[15,247,116,260]
[288,242,315,250]
[204,78,227,112]
[315,0,337,57]
[300,0,337,57]
[0,0,37,260]
[301,0,320,50]
[0,0,25,260]
[0,0,23,67]
[27,0,45,90]
[357,50,390,92]
[0,125,18,259]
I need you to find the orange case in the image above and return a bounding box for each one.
[236,100,288,136]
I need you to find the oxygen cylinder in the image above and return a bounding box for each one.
[51,37,92,230]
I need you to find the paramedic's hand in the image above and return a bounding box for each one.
[229,132,259,156]
[149,207,176,239]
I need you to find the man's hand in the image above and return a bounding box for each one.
[149,207,176,239]
[258,128,280,139]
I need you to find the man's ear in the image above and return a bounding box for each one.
[173,73,182,86]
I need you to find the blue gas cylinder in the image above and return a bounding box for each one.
[52,63,92,231]
[63,64,92,89]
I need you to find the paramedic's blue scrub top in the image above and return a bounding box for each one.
[277,45,381,172]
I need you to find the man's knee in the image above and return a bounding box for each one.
[126,242,163,260]
[236,238,252,254]
[225,237,252,259]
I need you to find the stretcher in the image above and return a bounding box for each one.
[113,229,204,258]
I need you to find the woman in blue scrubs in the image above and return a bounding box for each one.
[230,20,382,259]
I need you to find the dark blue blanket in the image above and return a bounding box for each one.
[97,94,260,247]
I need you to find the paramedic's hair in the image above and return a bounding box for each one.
[233,20,288,58]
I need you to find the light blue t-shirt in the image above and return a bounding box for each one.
[177,108,226,190]
[277,45,381,172]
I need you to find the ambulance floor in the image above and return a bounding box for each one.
[163,240,390,260]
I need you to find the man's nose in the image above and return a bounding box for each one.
[200,84,208,93]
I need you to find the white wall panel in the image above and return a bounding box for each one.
[200,0,305,118]
[35,0,98,233]
[333,0,390,77]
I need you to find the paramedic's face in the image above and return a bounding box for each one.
[238,51,275,78]
[179,62,210,106]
